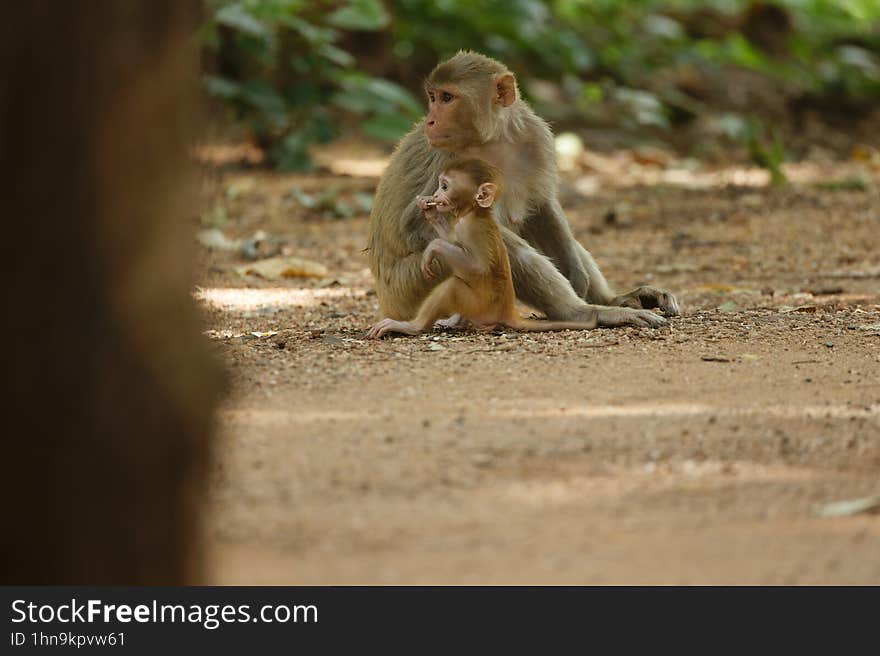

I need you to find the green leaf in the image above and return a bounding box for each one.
[290,185,316,208]
[330,90,372,114]
[240,81,287,119]
[215,3,269,38]
[725,33,767,71]
[203,75,241,100]
[361,113,413,141]
[284,15,336,44]
[331,75,422,117]
[272,133,313,171]
[318,44,356,68]
[303,113,337,143]
[354,192,374,212]
[364,78,422,116]
[197,21,220,50]
[327,0,389,31]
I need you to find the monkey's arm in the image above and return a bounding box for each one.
[522,200,591,299]
[421,238,485,279]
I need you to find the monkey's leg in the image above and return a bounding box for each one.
[501,227,667,328]
[522,203,680,317]
[371,251,446,320]
[368,279,468,338]
[521,200,590,298]
[412,279,475,329]
[434,313,463,329]
[572,242,680,315]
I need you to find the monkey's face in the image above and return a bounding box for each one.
[432,171,472,216]
[424,86,480,150]
[433,170,496,216]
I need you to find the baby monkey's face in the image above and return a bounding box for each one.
[431,170,473,217]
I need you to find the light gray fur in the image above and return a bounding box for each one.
[368,52,678,327]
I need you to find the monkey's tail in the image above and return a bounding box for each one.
[511,317,598,332]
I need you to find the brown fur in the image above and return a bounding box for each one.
[368,51,679,329]
[367,159,597,338]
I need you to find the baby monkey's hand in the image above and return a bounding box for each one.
[417,195,452,240]
[417,195,438,221]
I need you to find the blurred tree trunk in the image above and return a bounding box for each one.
[0,2,221,583]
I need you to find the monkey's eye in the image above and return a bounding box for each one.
[428,92,435,102]
[441,183,448,191]
[441,92,453,103]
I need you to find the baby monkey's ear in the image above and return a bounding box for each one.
[475,182,496,208]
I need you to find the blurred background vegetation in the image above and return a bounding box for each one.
[200,0,880,170]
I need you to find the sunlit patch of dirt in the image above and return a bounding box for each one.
[194,140,880,584]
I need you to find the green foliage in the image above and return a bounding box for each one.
[391,0,595,80]
[290,183,374,219]
[203,0,880,170]
[389,0,878,174]
[745,118,788,186]
[202,0,420,170]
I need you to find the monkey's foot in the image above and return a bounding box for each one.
[367,318,421,339]
[474,322,503,333]
[434,313,463,330]
[591,306,667,329]
[611,286,680,317]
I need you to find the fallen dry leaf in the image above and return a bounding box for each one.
[779,305,818,314]
[198,228,239,251]
[631,147,672,167]
[813,495,880,518]
[236,256,328,279]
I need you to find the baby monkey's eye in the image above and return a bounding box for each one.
[441,92,453,103]
[441,183,448,190]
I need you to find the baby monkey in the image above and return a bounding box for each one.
[367,158,602,338]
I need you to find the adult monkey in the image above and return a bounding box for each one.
[368,51,679,328]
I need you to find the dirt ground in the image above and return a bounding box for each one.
[194,141,880,584]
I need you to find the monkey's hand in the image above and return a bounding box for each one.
[421,240,441,279]
[417,196,439,221]
[418,196,453,239]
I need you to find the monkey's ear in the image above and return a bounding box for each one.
[475,182,497,208]
[494,74,516,107]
